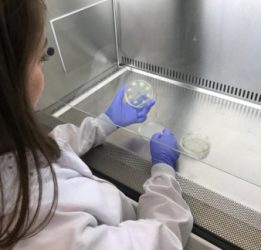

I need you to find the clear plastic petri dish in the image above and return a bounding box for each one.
[124,80,154,108]
[180,132,210,160]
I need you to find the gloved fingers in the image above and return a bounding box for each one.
[151,132,162,140]
[136,115,147,123]
[162,128,172,136]
[138,100,155,116]
[172,138,179,151]
[165,129,177,139]
[172,133,179,146]
[143,99,156,112]
[137,100,155,117]
[114,85,126,104]
[137,109,147,118]
[162,128,178,145]
[136,95,148,104]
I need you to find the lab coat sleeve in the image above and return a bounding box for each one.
[137,163,193,247]
[15,164,193,250]
[49,113,117,155]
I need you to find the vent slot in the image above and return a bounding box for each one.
[121,56,261,104]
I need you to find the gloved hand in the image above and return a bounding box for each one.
[150,128,180,169]
[106,85,155,127]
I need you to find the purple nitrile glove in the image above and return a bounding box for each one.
[106,85,155,127]
[150,128,180,169]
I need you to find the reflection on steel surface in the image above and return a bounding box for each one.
[57,67,261,187]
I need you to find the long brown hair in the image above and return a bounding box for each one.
[0,0,60,248]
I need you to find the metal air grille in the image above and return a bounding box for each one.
[121,56,261,105]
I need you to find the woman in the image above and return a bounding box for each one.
[0,0,193,249]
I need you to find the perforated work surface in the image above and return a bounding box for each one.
[83,143,261,250]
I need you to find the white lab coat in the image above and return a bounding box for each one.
[12,114,193,250]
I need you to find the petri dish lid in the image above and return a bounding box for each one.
[180,132,210,160]
[124,80,154,108]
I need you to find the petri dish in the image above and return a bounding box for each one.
[124,80,154,108]
[138,122,164,139]
[180,132,210,159]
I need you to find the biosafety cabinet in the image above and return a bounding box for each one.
[41,0,261,249]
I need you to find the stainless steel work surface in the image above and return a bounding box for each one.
[55,67,261,188]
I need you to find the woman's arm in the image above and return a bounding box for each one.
[138,163,193,247]
[50,113,117,155]
[14,164,192,250]
[50,85,155,156]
